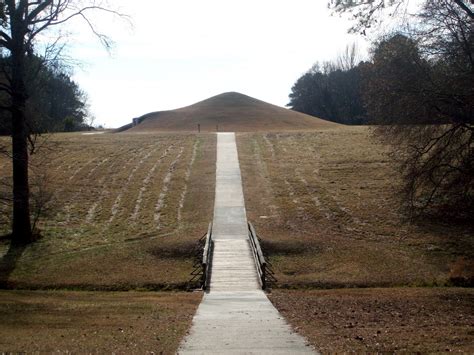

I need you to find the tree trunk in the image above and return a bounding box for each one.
[11,103,32,244]
[9,3,33,244]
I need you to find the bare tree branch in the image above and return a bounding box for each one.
[0,0,130,243]
[452,0,474,19]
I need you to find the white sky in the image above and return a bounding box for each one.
[64,0,369,128]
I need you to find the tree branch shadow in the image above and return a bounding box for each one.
[0,236,26,288]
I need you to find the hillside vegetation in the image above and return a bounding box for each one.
[127,92,338,132]
[237,127,473,288]
[0,127,472,353]
[1,127,471,289]
[0,132,215,289]
[237,126,474,351]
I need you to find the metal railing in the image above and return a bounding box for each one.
[189,222,213,290]
[248,222,276,290]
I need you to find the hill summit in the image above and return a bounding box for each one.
[125,92,338,132]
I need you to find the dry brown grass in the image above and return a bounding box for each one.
[0,121,472,355]
[129,92,338,132]
[269,288,474,353]
[0,290,201,353]
[0,132,216,289]
[237,126,473,287]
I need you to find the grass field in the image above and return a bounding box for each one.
[237,126,473,352]
[237,126,473,287]
[269,288,474,353]
[0,290,201,353]
[0,126,472,352]
[0,132,216,289]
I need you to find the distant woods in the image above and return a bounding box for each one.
[288,30,473,127]
[0,55,90,135]
[289,2,473,127]
[294,0,473,220]
[288,44,367,125]
[0,1,127,244]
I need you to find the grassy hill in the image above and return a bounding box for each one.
[0,128,472,352]
[237,129,474,288]
[126,92,338,132]
[0,132,216,289]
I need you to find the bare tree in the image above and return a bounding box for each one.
[337,43,361,71]
[0,1,127,244]
[333,0,474,219]
[328,0,474,34]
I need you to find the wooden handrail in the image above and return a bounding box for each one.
[202,222,213,290]
[248,222,267,289]
[249,222,265,263]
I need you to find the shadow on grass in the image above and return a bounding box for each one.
[0,236,26,288]
[260,239,318,256]
[147,240,196,259]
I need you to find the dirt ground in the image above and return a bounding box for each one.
[0,290,201,353]
[269,287,474,353]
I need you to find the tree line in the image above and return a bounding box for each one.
[288,44,367,125]
[0,54,90,135]
[295,0,473,221]
[0,1,125,244]
[290,2,473,127]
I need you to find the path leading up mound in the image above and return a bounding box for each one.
[178,133,315,354]
[126,92,338,132]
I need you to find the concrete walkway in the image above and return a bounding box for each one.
[178,133,315,354]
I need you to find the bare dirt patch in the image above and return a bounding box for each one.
[269,288,474,353]
[0,290,201,353]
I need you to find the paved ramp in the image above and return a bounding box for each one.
[178,133,315,354]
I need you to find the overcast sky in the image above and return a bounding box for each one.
[66,0,369,128]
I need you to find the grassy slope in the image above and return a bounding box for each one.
[1,125,472,353]
[0,290,201,353]
[128,92,338,132]
[237,127,473,287]
[238,126,474,352]
[0,132,216,289]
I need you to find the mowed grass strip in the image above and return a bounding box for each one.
[0,290,201,353]
[0,132,216,289]
[269,288,474,353]
[237,127,473,287]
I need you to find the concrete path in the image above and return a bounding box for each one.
[178,133,315,354]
